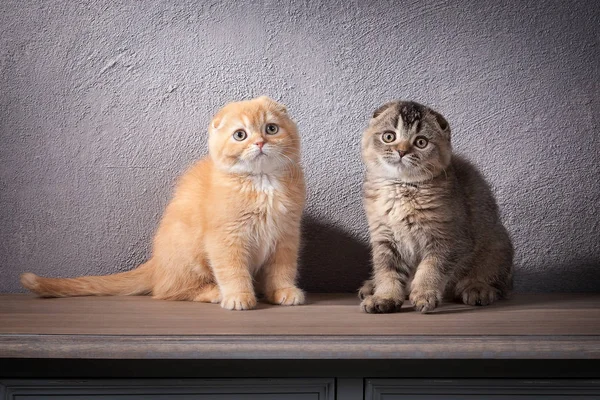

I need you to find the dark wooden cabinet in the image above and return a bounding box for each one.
[0,379,335,400]
[2,379,600,400]
[365,379,600,399]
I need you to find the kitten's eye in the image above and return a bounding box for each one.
[382,131,396,143]
[265,123,279,135]
[233,130,247,141]
[414,136,428,148]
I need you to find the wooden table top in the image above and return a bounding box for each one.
[1,293,599,359]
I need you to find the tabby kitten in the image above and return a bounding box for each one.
[21,96,306,311]
[359,101,513,313]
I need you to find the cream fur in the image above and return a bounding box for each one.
[21,96,306,310]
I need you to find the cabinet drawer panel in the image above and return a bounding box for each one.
[366,379,600,400]
[0,379,334,400]
[11,395,316,400]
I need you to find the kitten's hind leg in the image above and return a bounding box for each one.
[457,281,499,306]
[193,283,221,303]
[358,279,375,300]
[151,255,215,301]
[191,257,221,303]
[455,241,513,306]
[152,274,210,302]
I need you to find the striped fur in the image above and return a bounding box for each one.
[359,101,513,313]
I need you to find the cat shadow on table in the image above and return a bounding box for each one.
[515,257,600,293]
[297,215,371,303]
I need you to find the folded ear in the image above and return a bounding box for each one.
[431,110,449,132]
[430,110,451,139]
[211,111,224,130]
[372,101,398,119]
[257,96,288,114]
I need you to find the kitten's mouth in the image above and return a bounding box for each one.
[387,155,417,168]
[249,152,267,162]
[386,157,404,166]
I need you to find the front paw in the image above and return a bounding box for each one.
[220,292,257,311]
[267,287,305,306]
[410,289,441,313]
[360,295,403,314]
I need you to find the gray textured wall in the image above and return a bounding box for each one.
[1,0,599,293]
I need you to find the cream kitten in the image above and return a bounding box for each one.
[21,96,306,311]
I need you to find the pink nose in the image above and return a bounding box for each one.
[255,141,265,150]
[398,150,407,158]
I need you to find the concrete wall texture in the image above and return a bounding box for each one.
[1,0,599,293]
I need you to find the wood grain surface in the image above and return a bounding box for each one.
[1,293,599,359]
[1,293,599,335]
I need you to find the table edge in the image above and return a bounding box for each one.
[1,334,599,359]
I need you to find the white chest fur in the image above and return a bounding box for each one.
[243,174,287,273]
[250,173,281,193]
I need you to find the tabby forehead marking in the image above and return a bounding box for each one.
[399,102,423,127]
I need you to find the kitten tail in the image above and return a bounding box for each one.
[20,261,154,298]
